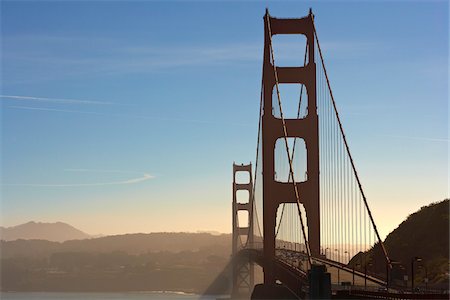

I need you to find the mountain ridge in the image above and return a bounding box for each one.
[0,221,91,242]
[1,231,232,259]
[0,231,232,293]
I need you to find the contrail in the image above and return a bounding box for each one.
[2,172,154,188]
[8,105,110,116]
[7,105,253,127]
[64,168,147,174]
[0,94,114,105]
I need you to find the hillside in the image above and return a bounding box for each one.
[0,232,232,293]
[0,221,91,242]
[350,199,449,289]
[1,232,231,258]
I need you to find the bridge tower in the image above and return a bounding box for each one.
[232,163,254,298]
[262,10,320,284]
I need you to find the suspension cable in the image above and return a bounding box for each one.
[247,65,265,248]
[312,19,391,268]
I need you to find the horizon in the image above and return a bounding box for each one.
[4,197,448,238]
[1,220,229,236]
[1,1,448,241]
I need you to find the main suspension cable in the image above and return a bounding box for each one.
[249,65,266,247]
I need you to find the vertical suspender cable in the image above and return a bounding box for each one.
[312,19,391,269]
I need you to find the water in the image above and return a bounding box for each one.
[0,292,225,300]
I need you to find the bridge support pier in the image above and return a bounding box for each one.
[232,163,254,299]
[251,283,297,300]
[262,10,320,285]
[308,264,331,299]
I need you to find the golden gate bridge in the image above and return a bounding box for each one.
[230,9,447,300]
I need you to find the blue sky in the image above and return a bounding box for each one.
[1,1,448,238]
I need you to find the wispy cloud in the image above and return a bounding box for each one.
[3,33,387,85]
[64,168,145,174]
[8,105,112,116]
[382,134,449,143]
[3,34,262,83]
[7,105,253,127]
[3,169,154,188]
[271,39,384,62]
[0,95,114,105]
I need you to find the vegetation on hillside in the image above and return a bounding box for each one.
[1,232,230,258]
[349,199,449,290]
[1,232,231,294]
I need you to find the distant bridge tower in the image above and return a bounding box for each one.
[232,163,254,298]
[262,10,320,284]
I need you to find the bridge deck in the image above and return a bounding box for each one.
[237,248,449,299]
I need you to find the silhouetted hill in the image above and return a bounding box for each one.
[0,221,91,242]
[350,199,449,288]
[1,232,232,293]
[1,232,231,258]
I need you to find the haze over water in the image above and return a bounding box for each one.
[0,292,219,300]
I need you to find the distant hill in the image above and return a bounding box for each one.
[1,232,232,293]
[1,231,231,258]
[350,199,449,288]
[0,221,91,242]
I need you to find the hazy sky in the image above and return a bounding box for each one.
[1,1,448,239]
